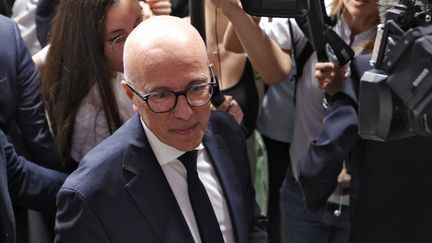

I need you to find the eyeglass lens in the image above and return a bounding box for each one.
[147,83,213,113]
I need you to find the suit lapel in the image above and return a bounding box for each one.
[121,115,194,243]
[203,131,248,243]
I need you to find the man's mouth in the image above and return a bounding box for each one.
[172,124,198,136]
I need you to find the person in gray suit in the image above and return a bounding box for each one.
[55,16,267,243]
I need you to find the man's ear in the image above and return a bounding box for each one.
[121,80,140,112]
[121,80,134,100]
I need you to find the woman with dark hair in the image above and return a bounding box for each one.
[39,0,144,171]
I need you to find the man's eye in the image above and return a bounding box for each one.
[151,91,171,100]
[189,84,208,93]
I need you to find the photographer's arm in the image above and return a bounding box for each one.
[298,86,359,210]
[211,0,292,84]
[223,23,244,53]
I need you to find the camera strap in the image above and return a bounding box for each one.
[288,19,314,104]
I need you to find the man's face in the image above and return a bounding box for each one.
[132,55,211,151]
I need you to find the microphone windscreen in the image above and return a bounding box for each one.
[378,0,430,23]
[378,0,400,23]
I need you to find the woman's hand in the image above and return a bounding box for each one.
[213,95,244,125]
[139,1,153,20]
[315,62,348,96]
[334,167,351,196]
[147,0,172,15]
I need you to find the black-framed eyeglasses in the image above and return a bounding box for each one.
[125,66,217,113]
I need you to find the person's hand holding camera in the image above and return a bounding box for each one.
[315,62,348,96]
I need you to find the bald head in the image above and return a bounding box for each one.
[121,16,212,151]
[123,16,208,83]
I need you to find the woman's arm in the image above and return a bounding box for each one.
[212,0,292,84]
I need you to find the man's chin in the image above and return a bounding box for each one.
[171,138,201,152]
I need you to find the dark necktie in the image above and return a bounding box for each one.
[178,151,225,243]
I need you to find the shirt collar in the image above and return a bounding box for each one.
[336,15,377,50]
[140,118,205,166]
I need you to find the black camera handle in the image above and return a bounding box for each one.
[296,0,354,65]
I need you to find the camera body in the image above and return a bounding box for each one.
[358,0,432,141]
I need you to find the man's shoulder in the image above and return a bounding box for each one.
[0,15,17,46]
[61,143,126,196]
[62,115,141,195]
[207,111,247,153]
[0,15,26,73]
[208,111,241,134]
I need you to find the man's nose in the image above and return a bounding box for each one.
[173,95,193,119]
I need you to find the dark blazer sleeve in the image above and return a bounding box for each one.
[297,54,374,210]
[36,0,59,47]
[2,130,66,213]
[0,15,61,170]
[298,84,360,211]
[55,187,110,243]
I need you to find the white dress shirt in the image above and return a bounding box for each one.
[70,73,134,162]
[12,0,40,54]
[141,120,235,243]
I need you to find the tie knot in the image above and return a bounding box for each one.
[178,150,198,172]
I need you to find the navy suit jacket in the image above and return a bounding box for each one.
[0,15,60,170]
[55,111,267,243]
[0,130,66,243]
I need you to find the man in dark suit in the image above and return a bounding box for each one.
[1,13,62,243]
[0,129,66,243]
[0,14,60,170]
[55,16,267,243]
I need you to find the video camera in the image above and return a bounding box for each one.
[240,0,432,141]
[240,0,354,65]
[358,0,432,141]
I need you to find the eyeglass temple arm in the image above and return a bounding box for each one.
[209,65,225,107]
[125,80,145,99]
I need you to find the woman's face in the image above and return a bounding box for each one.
[104,0,142,74]
[343,0,379,20]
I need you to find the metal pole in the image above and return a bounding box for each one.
[189,0,206,43]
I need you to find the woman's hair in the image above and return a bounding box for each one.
[329,0,345,17]
[41,0,122,169]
